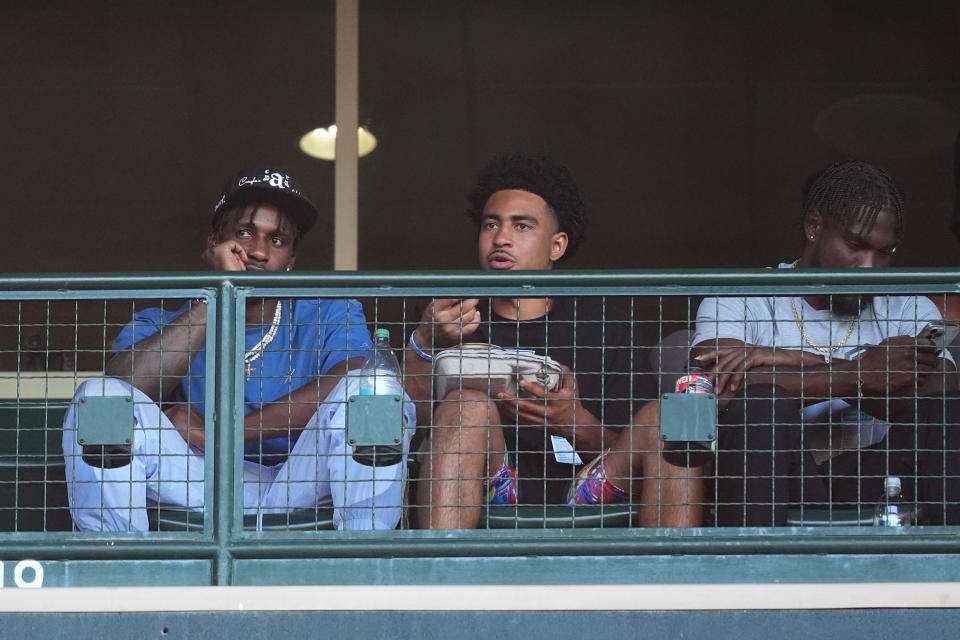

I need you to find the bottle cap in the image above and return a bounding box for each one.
[885,476,901,491]
[373,328,390,341]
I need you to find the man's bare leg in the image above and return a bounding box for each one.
[603,401,703,527]
[416,389,505,529]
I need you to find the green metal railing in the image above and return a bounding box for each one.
[2,269,960,588]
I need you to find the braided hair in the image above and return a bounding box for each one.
[466,153,587,261]
[801,159,904,242]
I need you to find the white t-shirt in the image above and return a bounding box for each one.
[691,262,952,453]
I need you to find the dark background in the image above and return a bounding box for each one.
[1,0,958,274]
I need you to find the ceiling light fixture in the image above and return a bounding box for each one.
[299,125,378,160]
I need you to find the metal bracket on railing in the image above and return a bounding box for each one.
[77,395,135,469]
[346,394,405,466]
[659,392,717,468]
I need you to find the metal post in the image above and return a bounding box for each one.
[212,281,240,585]
[334,0,360,271]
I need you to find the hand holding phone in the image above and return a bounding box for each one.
[917,320,960,350]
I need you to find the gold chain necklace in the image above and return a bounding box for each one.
[790,297,857,363]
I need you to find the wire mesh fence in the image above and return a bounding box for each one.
[1,275,959,536]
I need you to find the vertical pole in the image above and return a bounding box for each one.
[334,0,360,271]
[213,281,240,585]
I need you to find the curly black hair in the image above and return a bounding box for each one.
[465,153,587,261]
[801,159,905,243]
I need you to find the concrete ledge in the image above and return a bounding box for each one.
[1,583,959,612]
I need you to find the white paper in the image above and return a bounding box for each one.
[550,435,583,465]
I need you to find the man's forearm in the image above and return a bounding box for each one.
[241,357,366,443]
[735,363,859,400]
[743,358,957,405]
[105,303,208,402]
[695,338,957,404]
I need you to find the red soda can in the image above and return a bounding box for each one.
[662,363,716,468]
[675,368,713,394]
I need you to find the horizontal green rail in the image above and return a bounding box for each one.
[3,267,960,294]
[2,270,960,587]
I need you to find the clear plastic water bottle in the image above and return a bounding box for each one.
[873,476,915,526]
[662,356,716,468]
[352,328,405,467]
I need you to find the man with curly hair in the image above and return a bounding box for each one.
[407,153,700,529]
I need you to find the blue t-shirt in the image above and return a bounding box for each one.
[112,298,373,454]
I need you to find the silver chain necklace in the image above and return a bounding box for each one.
[244,301,283,380]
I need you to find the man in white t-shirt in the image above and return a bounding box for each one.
[692,160,959,526]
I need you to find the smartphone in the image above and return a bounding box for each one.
[917,320,960,350]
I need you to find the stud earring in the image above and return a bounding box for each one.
[286,266,292,271]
